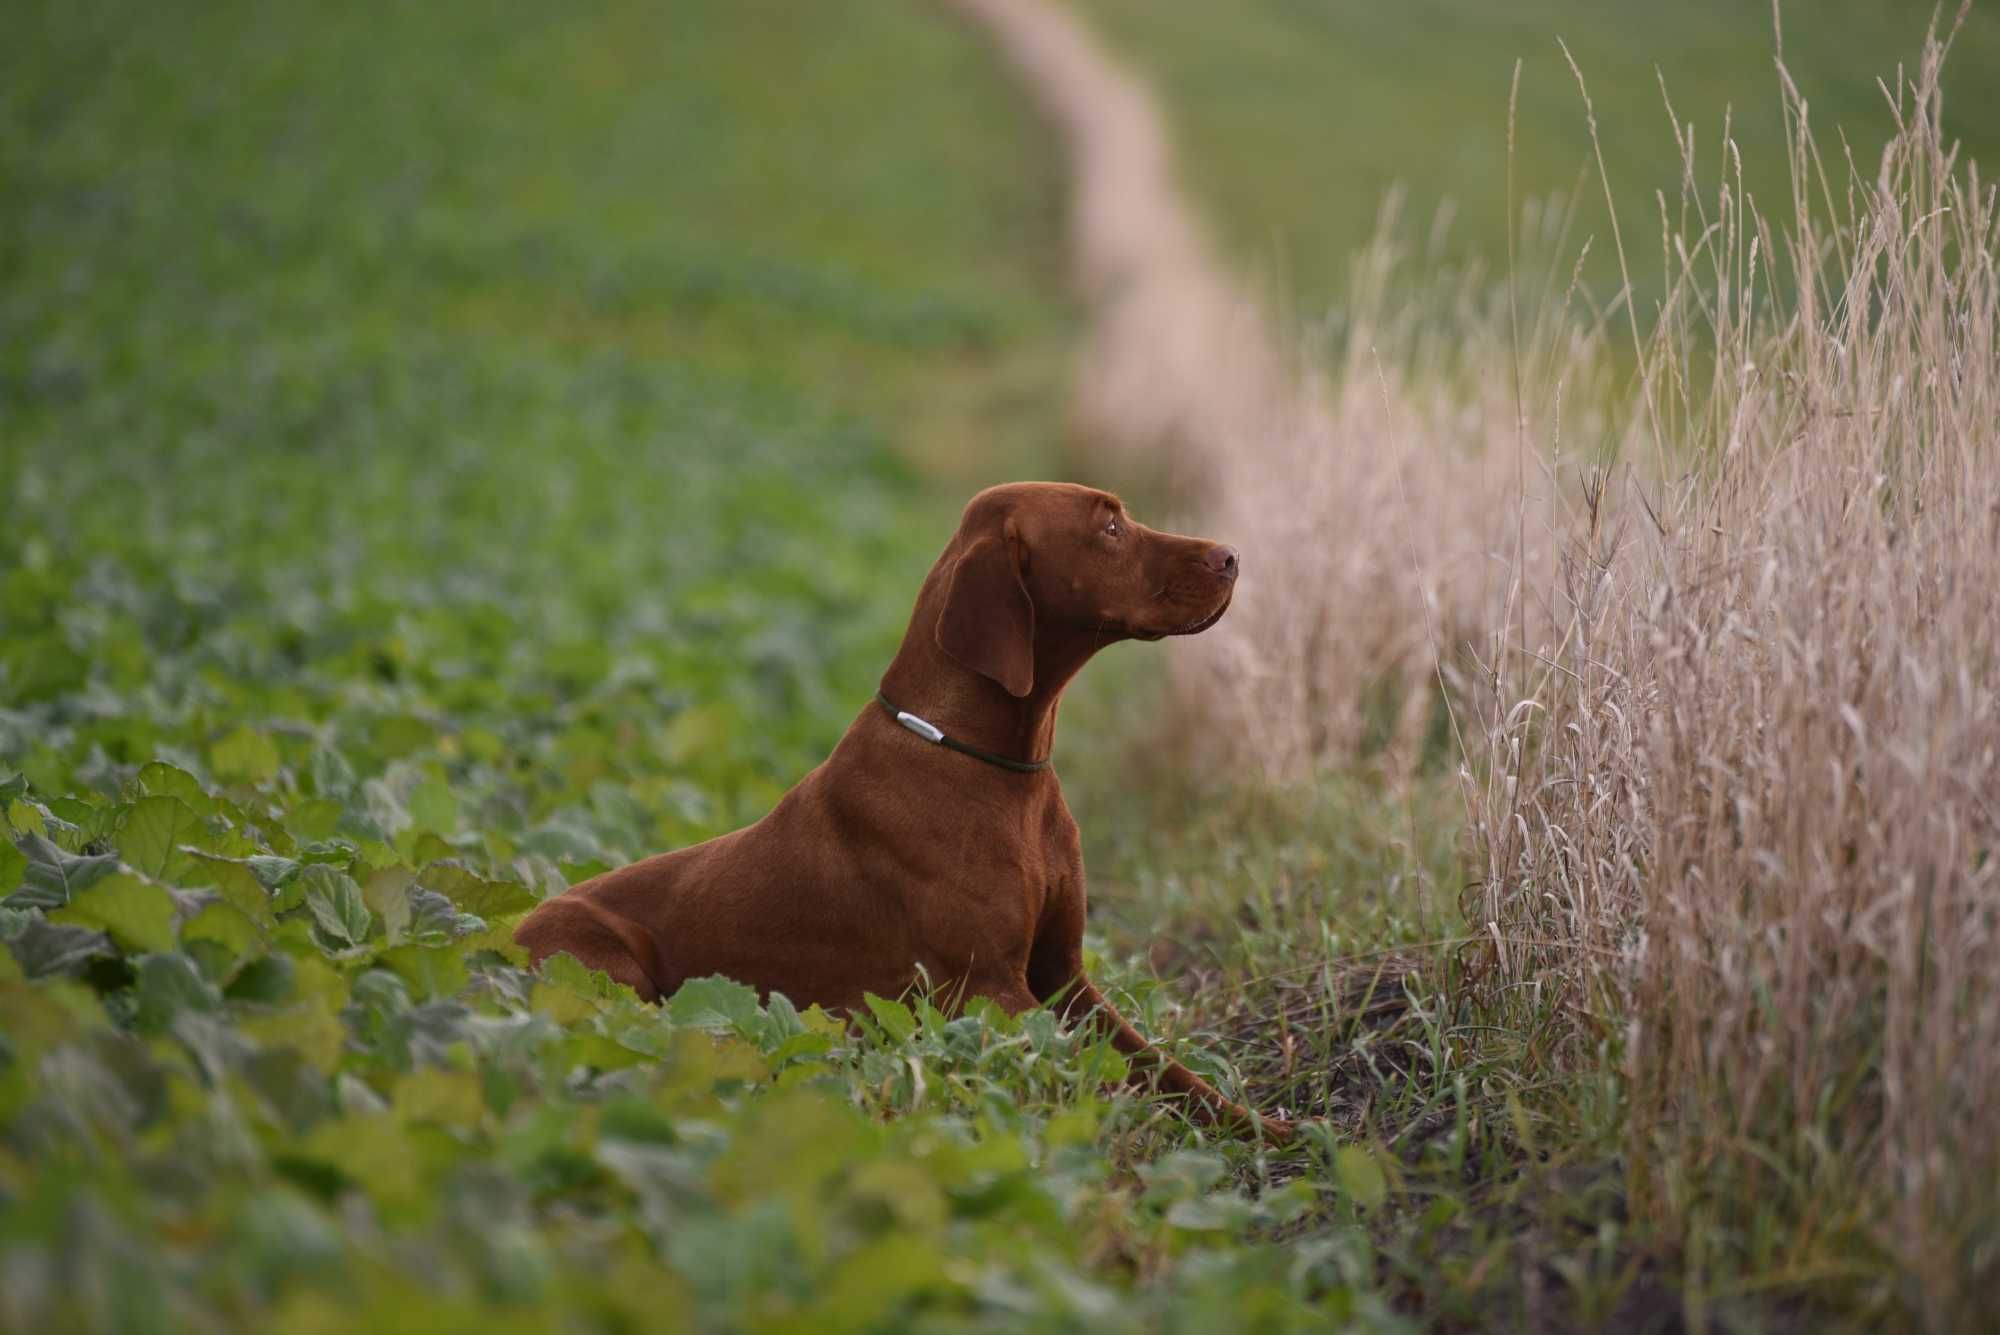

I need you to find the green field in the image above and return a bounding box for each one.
[1072,0,2000,314]
[0,0,1068,928]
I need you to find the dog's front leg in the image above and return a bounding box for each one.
[1058,975,1293,1142]
[1025,887,1292,1142]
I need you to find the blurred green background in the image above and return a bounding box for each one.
[1075,0,2000,314]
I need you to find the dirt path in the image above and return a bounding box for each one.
[949,0,1303,492]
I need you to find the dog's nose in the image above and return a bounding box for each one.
[1204,544,1239,580]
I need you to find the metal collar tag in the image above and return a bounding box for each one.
[894,710,946,744]
[873,692,1052,774]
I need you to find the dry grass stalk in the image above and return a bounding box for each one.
[1475,14,1999,1321]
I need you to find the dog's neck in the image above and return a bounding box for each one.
[877,568,1115,767]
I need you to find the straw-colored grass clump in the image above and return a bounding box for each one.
[1472,18,1999,1321]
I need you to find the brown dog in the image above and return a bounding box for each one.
[516,482,1290,1139]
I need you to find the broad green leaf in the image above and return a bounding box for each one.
[51,873,177,954]
[245,855,303,891]
[2,918,111,979]
[370,715,435,758]
[361,779,409,837]
[225,952,296,1005]
[6,832,118,909]
[770,1030,834,1065]
[3,635,86,702]
[407,780,457,836]
[659,1028,769,1099]
[183,851,282,928]
[406,888,475,942]
[804,1232,951,1330]
[558,857,610,886]
[138,761,211,813]
[287,797,342,842]
[307,743,355,799]
[363,866,415,944]
[378,943,468,1002]
[530,980,600,1025]
[300,865,372,949]
[565,1031,655,1072]
[134,952,224,1032]
[849,1158,949,1231]
[406,832,455,866]
[764,990,805,1039]
[707,1087,857,1222]
[195,804,263,860]
[116,795,202,882]
[237,1051,333,1131]
[529,950,630,1018]
[184,899,262,965]
[666,974,762,1034]
[211,726,281,784]
[299,1113,437,1223]
[455,916,529,962]
[1142,1149,1230,1201]
[238,997,347,1073]
[798,1004,848,1039]
[392,1067,484,1129]
[421,862,534,920]
[0,976,107,1060]
[863,992,918,1043]
[46,797,115,844]
[1336,1144,1389,1211]
[0,838,23,895]
[597,1096,677,1147]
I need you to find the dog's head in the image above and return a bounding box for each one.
[934,482,1237,697]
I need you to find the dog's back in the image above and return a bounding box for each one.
[515,740,936,1010]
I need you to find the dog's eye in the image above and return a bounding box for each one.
[1104,518,1122,538]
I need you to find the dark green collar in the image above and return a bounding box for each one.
[876,692,1051,774]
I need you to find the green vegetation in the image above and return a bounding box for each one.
[1070,0,2000,312]
[1,0,1075,822]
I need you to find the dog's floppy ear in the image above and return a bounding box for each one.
[936,529,1034,697]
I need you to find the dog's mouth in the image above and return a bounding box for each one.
[1131,594,1232,641]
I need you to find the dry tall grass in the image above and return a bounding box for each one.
[1171,220,1600,778]
[1474,14,1999,1322]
